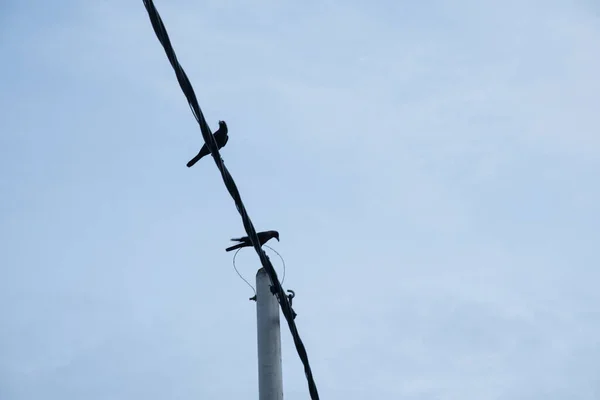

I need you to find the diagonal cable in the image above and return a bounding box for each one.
[141,2,320,399]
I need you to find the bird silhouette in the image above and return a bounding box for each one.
[225,230,280,252]
[186,120,229,168]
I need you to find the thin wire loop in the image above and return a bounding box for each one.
[264,244,286,286]
[232,248,256,295]
[231,245,285,293]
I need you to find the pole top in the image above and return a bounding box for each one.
[256,267,267,278]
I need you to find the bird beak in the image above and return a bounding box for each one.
[276,237,280,242]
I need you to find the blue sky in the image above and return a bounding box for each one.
[1,0,599,398]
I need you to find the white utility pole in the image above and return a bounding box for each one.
[256,268,283,400]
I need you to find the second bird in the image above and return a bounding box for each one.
[186,120,229,168]
[225,230,280,252]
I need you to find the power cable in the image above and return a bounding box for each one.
[141,2,320,399]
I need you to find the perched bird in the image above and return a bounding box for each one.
[225,230,280,252]
[186,120,229,168]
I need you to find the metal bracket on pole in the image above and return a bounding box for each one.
[256,268,284,400]
[268,286,298,319]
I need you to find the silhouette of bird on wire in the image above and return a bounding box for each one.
[186,120,228,167]
[225,230,279,252]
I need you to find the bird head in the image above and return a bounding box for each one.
[272,231,280,241]
[217,120,228,134]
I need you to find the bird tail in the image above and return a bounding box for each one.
[186,148,210,168]
[225,242,246,252]
[186,155,202,168]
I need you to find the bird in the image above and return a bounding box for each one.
[186,120,228,168]
[225,230,280,252]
